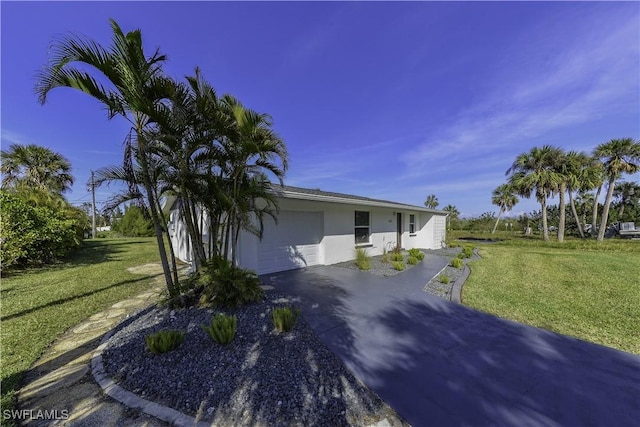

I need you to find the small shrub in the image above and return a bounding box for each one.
[439,274,450,284]
[355,247,370,270]
[202,313,237,345]
[457,252,465,259]
[391,245,402,254]
[415,251,425,261]
[407,256,419,265]
[198,256,264,308]
[391,261,405,271]
[462,246,474,258]
[145,329,185,354]
[451,258,463,269]
[272,306,301,332]
[391,252,404,262]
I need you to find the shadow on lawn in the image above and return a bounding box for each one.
[1,274,161,322]
[1,239,152,279]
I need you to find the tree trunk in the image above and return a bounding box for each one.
[619,202,626,221]
[591,185,602,237]
[152,186,181,289]
[558,183,566,242]
[568,190,584,239]
[136,127,178,298]
[541,197,549,241]
[597,177,616,241]
[492,207,504,234]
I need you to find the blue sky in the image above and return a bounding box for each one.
[2,1,639,217]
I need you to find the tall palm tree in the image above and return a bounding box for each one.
[424,194,439,209]
[34,19,180,297]
[549,148,570,242]
[507,145,563,241]
[491,183,518,234]
[613,181,640,221]
[218,95,288,265]
[593,138,640,241]
[442,204,460,230]
[1,144,74,193]
[563,151,592,238]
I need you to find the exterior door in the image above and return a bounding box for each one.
[396,212,402,249]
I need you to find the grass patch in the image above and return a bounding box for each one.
[463,238,640,354]
[1,237,163,421]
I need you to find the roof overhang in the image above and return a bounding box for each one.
[272,187,447,215]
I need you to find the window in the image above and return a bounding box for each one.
[355,211,370,244]
[409,214,416,234]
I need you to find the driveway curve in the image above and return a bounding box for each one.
[261,262,640,426]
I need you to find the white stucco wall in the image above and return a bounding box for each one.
[170,196,447,272]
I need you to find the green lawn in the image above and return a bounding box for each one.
[462,237,640,354]
[1,237,163,419]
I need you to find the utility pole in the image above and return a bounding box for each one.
[90,170,96,239]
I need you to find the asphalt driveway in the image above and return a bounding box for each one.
[261,260,640,426]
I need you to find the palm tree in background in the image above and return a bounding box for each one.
[613,181,640,221]
[1,144,74,194]
[507,145,563,241]
[35,18,180,297]
[491,183,518,234]
[593,138,640,241]
[442,204,460,230]
[424,194,439,209]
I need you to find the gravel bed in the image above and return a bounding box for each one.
[333,248,460,277]
[102,291,400,426]
[331,246,479,301]
[423,248,481,300]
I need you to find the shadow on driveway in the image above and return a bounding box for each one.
[262,265,640,426]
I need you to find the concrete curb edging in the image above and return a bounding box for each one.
[451,248,481,304]
[91,307,396,427]
[91,322,211,427]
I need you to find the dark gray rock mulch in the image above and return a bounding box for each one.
[333,248,460,277]
[101,291,403,426]
[331,246,480,302]
[423,247,481,300]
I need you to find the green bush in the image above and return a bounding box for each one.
[202,313,237,345]
[145,329,184,354]
[0,191,81,269]
[355,247,370,270]
[462,246,474,258]
[439,274,450,284]
[272,306,301,332]
[408,248,421,257]
[111,205,153,237]
[457,252,465,259]
[415,251,425,261]
[198,256,264,308]
[391,252,404,262]
[451,258,463,269]
[407,256,419,265]
[391,261,405,271]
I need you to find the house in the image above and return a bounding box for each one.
[163,185,448,275]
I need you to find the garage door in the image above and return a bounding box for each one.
[257,210,323,274]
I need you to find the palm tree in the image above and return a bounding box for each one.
[424,194,439,209]
[613,181,640,221]
[35,19,180,297]
[217,95,288,265]
[593,138,640,241]
[491,184,518,234]
[442,204,460,230]
[1,144,74,194]
[507,145,563,241]
[563,151,593,238]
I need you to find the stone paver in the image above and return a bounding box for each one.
[16,264,173,427]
